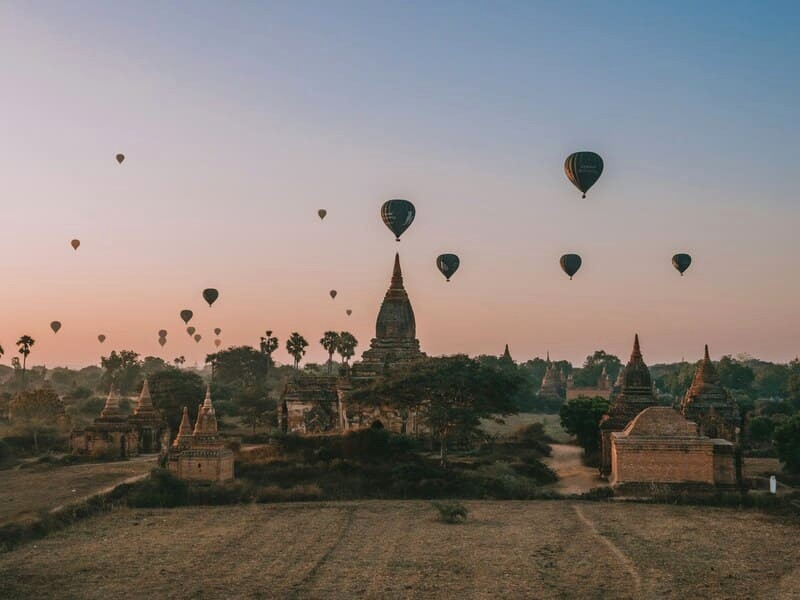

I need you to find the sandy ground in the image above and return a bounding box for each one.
[543,444,607,495]
[481,413,570,443]
[0,456,155,524]
[0,500,797,599]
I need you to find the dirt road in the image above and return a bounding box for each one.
[544,444,607,495]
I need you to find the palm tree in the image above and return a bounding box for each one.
[286,332,309,369]
[260,330,279,374]
[320,331,340,374]
[336,332,358,364]
[16,335,35,386]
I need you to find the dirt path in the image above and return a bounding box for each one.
[544,443,607,495]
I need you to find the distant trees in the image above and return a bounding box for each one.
[773,414,800,474]
[259,331,279,374]
[717,356,755,391]
[572,350,621,387]
[8,388,65,453]
[320,332,340,374]
[286,333,309,369]
[206,346,269,390]
[148,368,205,433]
[336,332,358,365]
[15,335,35,386]
[559,396,610,454]
[100,350,142,394]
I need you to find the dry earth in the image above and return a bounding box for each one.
[0,500,797,599]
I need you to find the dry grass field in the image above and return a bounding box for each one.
[0,500,797,599]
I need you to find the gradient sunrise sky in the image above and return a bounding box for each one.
[1,1,799,368]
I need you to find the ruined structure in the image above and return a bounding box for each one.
[680,345,739,443]
[71,387,138,458]
[537,354,566,404]
[566,365,613,401]
[167,386,234,483]
[126,379,168,453]
[610,407,736,491]
[500,344,513,364]
[599,335,658,478]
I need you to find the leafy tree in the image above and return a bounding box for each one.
[142,356,170,378]
[237,386,276,433]
[717,356,755,393]
[173,356,186,368]
[559,396,610,453]
[8,387,65,453]
[15,335,35,387]
[753,363,789,399]
[572,350,621,387]
[773,414,800,474]
[286,333,309,369]
[336,331,358,364]
[259,331,279,374]
[320,331,341,374]
[746,415,775,447]
[148,368,205,433]
[100,350,143,394]
[350,355,521,467]
[206,346,269,390]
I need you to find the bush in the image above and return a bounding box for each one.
[126,469,189,508]
[255,484,323,503]
[432,501,468,523]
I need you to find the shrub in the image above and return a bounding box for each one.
[432,501,468,523]
[255,484,323,503]
[126,469,189,508]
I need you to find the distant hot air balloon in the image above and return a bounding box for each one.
[346,309,352,316]
[564,152,604,198]
[116,153,125,164]
[70,239,80,251]
[214,328,221,336]
[158,329,168,338]
[180,310,193,324]
[158,336,167,347]
[214,339,222,347]
[202,288,219,307]
[194,334,202,343]
[187,326,196,336]
[672,253,692,276]
[381,199,416,241]
[318,209,327,220]
[560,254,582,280]
[97,334,106,343]
[49,321,61,334]
[330,290,337,299]
[436,253,460,282]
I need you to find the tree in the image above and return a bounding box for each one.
[206,346,269,390]
[559,396,610,453]
[148,368,205,433]
[336,332,358,364]
[572,350,621,387]
[717,356,755,393]
[773,414,800,474]
[100,350,143,394]
[350,355,521,467]
[259,331,279,374]
[746,415,775,447]
[286,333,309,369]
[15,335,35,387]
[173,356,186,368]
[320,331,341,374]
[237,386,276,433]
[8,387,65,453]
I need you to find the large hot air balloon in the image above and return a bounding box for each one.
[346,309,352,316]
[158,329,168,338]
[50,321,62,334]
[116,153,125,164]
[98,334,106,343]
[559,254,582,280]
[194,334,202,343]
[436,253,460,282]
[158,337,167,347]
[214,328,221,336]
[187,326,196,336]
[70,239,80,251]
[381,199,416,241]
[672,253,692,276]
[330,290,337,299]
[214,339,222,348]
[180,310,193,324]
[564,152,604,198]
[202,288,219,307]
[318,209,327,220]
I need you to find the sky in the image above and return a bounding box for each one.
[1,1,799,369]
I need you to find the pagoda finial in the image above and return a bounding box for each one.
[704,344,710,362]
[631,334,642,361]
[501,344,512,362]
[203,384,213,408]
[546,351,550,363]
[391,252,404,289]
[193,403,203,434]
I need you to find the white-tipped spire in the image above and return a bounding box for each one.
[203,384,213,408]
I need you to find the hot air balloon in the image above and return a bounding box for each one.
[180,310,193,324]
[346,309,352,316]
[560,254,582,280]
[98,334,106,343]
[214,339,222,347]
[116,153,125,164]
[672,253,692,276]
[381,199,416,241]
[330,290,337,299]
[158,329,168,338]
[158,337,167,347]
[202,288,219,307]
[436,253,460,282]
[187,326,196,336]
[70,239,80,251]
[214,328,221,336]
[50,321,62,334]
[564,152,604,198]
[318,209,327,220]
[194,334,202,343]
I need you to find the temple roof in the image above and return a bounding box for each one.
[680,345,739,420]
[132,379,157,417]
[501,344,513,363]
[621,334,652,391]
[193,385,219,436]
[620,407,699,437]
[99,386,124,421]
[173,406,193,448]
[601,334,657,427]
[375,253,416,340]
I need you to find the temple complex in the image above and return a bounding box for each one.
[71,387,139,458]
[167,386,234,483]
[610,407,737,491]
[599,335,658,478]
[680,345,740,443]
[537,354,566,404]
[126,379,168,453]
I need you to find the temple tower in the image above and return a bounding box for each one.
[680,345,739,442]
[501,344,513,364]
[537,353,566,404]
[127,379,168,453]
[70,386,138,458]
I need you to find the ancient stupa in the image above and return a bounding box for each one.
[127,379,168,453]
[680,345,739,442]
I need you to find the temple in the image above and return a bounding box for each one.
[680,345,740,442]
[167,385,234,482]
[598,334,658,478]
[126,379,168,453]
[500,344,513,364]
[71,386,139,458]
[537,353,566,404]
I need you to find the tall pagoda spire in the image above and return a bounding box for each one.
[391,252,404,290]
[680,345,739,441]
[99,386,123,420]
[173,406,193,448]
[501,344,513,363]
[133,379,155,416]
